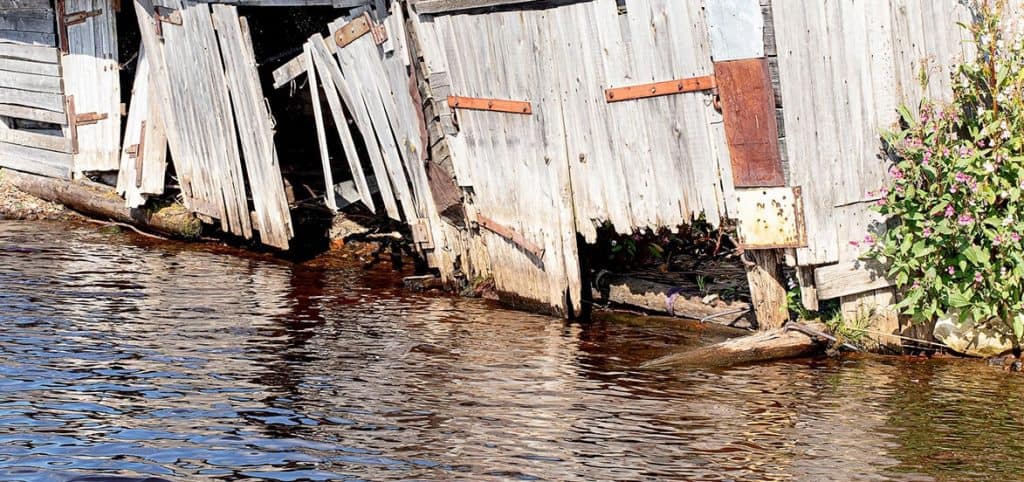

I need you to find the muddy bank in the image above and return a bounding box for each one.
[0,170,80,222]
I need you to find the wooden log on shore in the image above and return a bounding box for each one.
[1,168,201,239]
[641,321,830,369]
[595,273,751,324]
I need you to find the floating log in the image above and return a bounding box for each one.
[641,321,831,369]
[595,272,751,324]
[1,168,201,239]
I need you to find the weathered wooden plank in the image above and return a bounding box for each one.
[0,57,61,76]
[213,5,293,249]
[304,41,338,212]
[116,46,167,208]
[0,87,63,111]
[705,0,764,61]
[0,127,72,152]
[307,33,374,213]
[0,102,64,124]
[0,43,59,63]
[0,70,61,93]
[195,0,368,5]
[0,29,56,47]
[271,52,308,89]
[0,9,56,34]
[0,140,72,178]
[714,57,784,187]
[415,0,536,15]
[0,0,51,9]
[61,0,120,173]
[815,260,893,300]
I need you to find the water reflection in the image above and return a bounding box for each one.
[0,220,1022,481]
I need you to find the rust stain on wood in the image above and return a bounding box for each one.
[476,213,545,258]
[447,95,532,115]
[714,58,785,187]
[604,75,716,102]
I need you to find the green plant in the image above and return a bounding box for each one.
[868,0,1024,345]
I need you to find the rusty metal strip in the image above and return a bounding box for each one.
[604,75,716,103]
[447,96,532,115]
[66,95,78,155]
[75,112,108,126]
[476,214,545,259]
[134,120,147,188]
[64,8,103,26]
[334,13,388,49]
[55,0,68,54]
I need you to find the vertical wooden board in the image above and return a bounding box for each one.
[62,0,120,174]
[714,58,785,187]
[705,0,764,61]
[304,42,338,211]
[117,46,167,207]
[213,6,293,249]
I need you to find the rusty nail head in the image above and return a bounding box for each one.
[650,87,657,93]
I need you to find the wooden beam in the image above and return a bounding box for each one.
[0,57,61,76]
[0,29,56,46]
[0,70,62,93]
[303,41,338,211]
[0,87,64,112]
[0,102,65,124]
[0,43,59,63]
[0,9,56,34]
[0,127,72,152]
[415,0,539,15]
[0,141,71,178]
[744,249,788,329]
[814,260,893,300]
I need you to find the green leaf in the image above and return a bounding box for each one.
[949,288,973,309]
[963,245,990,266]
[1014,313,1024,340]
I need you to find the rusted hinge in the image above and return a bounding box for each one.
[66,95,110,155]
[447,96,532,115]
[475,214,545,259]
[154,6,182,40]
[65,8,103,26]
[605,74,717,103]
[334,12,387,49]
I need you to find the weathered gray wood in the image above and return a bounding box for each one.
[116,45,167,208]
[598,273,751,323]
[271,53,307,89]
[641,322,828,369]
[213,5,293,249]
[304,41,338,212]
[0,102,64,124]
[195,0,368,5]
[0,9,55,34]
[0,70,61,93]
[815,260,893,300]
[415,0,538,14]
[0,29,56,46]
[307,34,374,213]
[0,127,72,152]
[0,87,63,112]
[0,141,71,178]
[0,0,51,9]
[0,57,60,76]
[0,43,59,63]
[61,0,120,173]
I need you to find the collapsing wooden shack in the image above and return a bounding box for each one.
[0,0,991,331]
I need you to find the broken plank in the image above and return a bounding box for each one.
[307,34,375,213]
[641,322,829,369]
[815,260,893,300]
[116,45,167,208]
[304,41,338,211]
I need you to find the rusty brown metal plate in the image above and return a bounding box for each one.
[476,214,545,258]
[604,75,716,103]
[447,96,532,115]
[734,186,807,249]
[334,14,372,49]
[714,58,785,187]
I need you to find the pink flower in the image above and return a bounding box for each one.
[950,185,959,194]
[875,198,887,207]
[923,227,933,238]
[994,235,1003,246]
[863,235,876,246]
[923,150,932,165]
[975,272,984,283]
[948,266,956,275]
[912,280,921,289]
[944,205,955,218]
[889,166,904,179]
[957,214,974,226]
[955,172,971,183]
[1013,232,1021,242]
[849,240,860,247]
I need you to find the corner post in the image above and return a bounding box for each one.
[745,248,788,329]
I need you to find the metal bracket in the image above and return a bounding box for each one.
[475,214,545,259]
[447,96,532,115]
[134,120,147,188]
[64,8,103,26]
[334,13,387,49]
[604,75,717,103]
[734,186,807,249]
[154,6,182,40]
[75,112,108,126]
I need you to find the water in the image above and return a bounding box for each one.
[0,220,1023,481]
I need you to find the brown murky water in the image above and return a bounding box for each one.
[0,220,1022,481]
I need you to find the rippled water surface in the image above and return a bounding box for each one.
[1,220,1023,481]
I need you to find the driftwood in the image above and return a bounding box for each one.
[1,168,202,239]
[596,272,751,324]
[642,321,831,369]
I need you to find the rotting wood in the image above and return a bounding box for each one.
[117,45,167,208]
[1,168,202,238]
[414,0,539,15]
[744,249,788,329]
[714,57,785,187]
[304,41,338,212]
[641,321,830,369]
[447,95,531,114]
[476,213,545,259]
[604,75,716,103]
[595,272,751,324]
